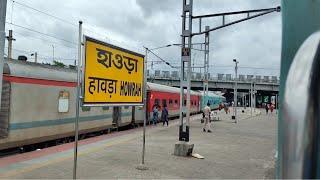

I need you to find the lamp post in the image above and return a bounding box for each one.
[150,44,172,51]
[232,59,239,123]
[138,44,174,170]
[138,46,148,169]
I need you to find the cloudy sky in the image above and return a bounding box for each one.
[4,0,281,77]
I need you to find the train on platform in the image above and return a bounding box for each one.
[0,60,225,151]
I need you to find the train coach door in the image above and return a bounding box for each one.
[133,91,151,124]
[113,107,121,127]
[146,91,150,122]
[0,80,10,138]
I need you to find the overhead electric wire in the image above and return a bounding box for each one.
[8,0,132,49]
[6,22,77,45]
[10,0,77,27]
[7,47,32,54]
[12,0,106,39]
[12,31,77,50]
[146,49,176,69]
[10,0,110,37]
[10,0,14,24]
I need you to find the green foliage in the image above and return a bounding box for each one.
[82,106,91,112]
[69,65,76,69]
[52,60,66,68]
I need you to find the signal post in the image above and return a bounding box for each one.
[174,0,194,157]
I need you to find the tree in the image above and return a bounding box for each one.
[52,60,66,68]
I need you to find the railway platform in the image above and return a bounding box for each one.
[0,108,276,179]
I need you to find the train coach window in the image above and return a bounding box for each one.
[184,100,186,106]
[162,99,167,107]
[102,106,109,111]
[58,90,69,113]
[154,99,160,106]
[191,101,194,106]
[169,99,173,105]
[82,106,91,112]
[124,106,129,109]
[175,100,178,105]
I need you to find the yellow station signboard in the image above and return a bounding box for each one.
[83,36,144,106]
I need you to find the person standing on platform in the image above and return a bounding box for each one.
[203,102,212,133]
[270,104,274,113]
[265,104,269,114]
[219,103,223,111]
[224,103,229,114]
[162,104,169,126]
[152,105,158,125]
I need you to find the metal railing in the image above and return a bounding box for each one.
[147,73,279,84]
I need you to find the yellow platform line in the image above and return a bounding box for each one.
[0,115,201,178]
[0,137,134,178]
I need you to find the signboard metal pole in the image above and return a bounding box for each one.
[142,48,147,165]
[73,20,82,180]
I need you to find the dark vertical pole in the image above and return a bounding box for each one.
[142,48,147,165]
[73,21,82,180]
[204,26,209,104]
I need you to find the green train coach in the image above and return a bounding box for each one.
[200,91,226,111]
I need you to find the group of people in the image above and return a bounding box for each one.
[152,104,169,126]
[265,103,275,114]
[152,102,215,132]
[152,101,276,133]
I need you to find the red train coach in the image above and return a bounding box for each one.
[146,83,201,119]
